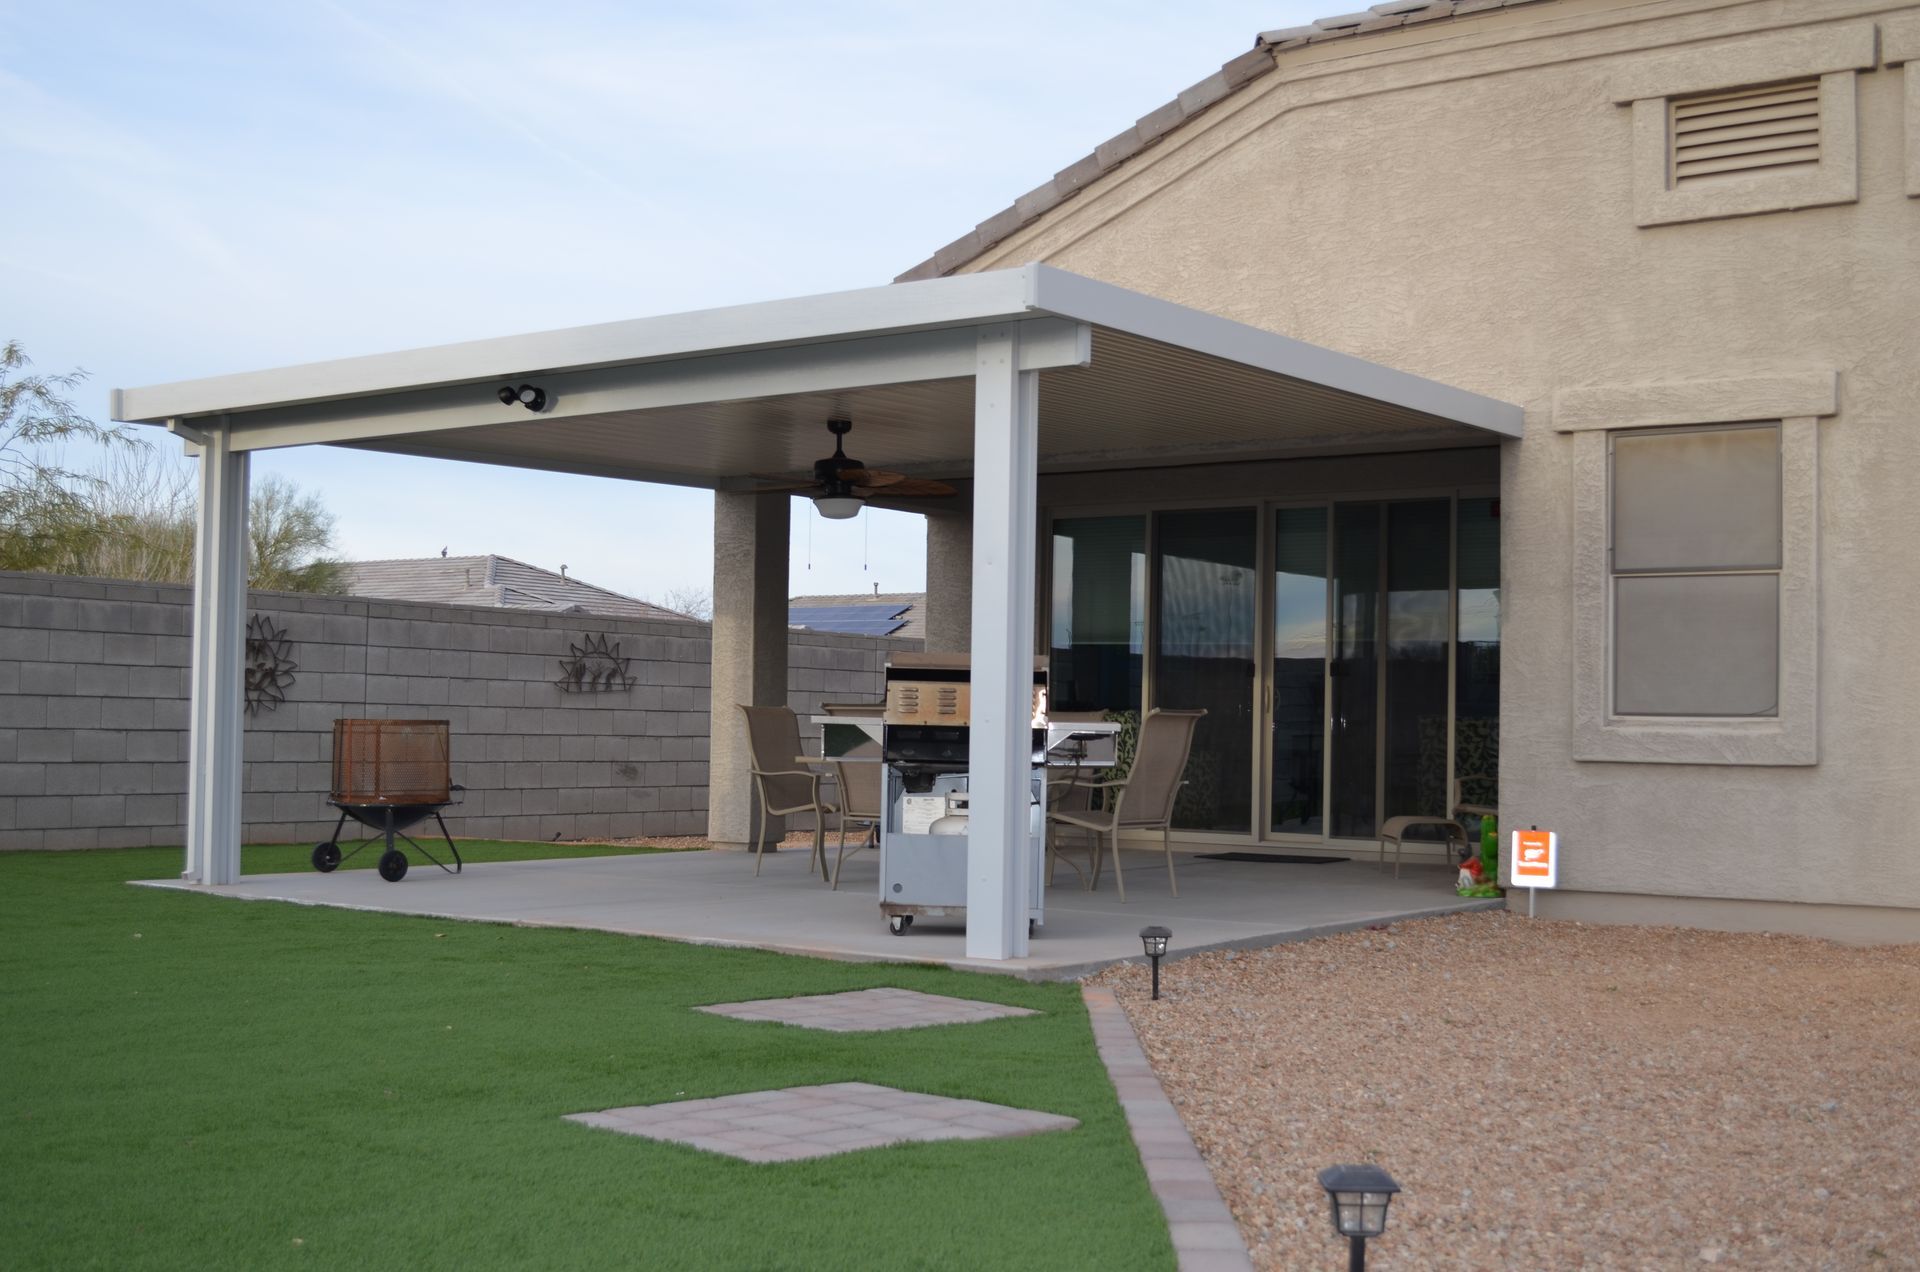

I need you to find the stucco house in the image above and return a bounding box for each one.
[112,0,1919,953]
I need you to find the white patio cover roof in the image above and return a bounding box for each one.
[113,264,1521,485]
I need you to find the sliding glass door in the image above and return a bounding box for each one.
[1048,490,1498,845]
[1154,508,1257,834]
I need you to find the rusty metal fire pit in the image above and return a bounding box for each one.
[313,719,463,882]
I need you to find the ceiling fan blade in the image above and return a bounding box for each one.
[856,478,956,498]
[836,467,902,488]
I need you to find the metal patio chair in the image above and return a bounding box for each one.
[817,701,884,890]
[1046,707,1205,902]
[738,704,833,882]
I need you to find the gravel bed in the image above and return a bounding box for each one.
[1090,910,1919,1269]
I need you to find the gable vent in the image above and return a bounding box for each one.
[1670,79,1821,185]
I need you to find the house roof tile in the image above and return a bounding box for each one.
[339,555,696,622]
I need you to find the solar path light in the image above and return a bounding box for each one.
[1139,926,1171,1000]
[1317,1164,1400,1271]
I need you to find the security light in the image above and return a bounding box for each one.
[497,383,548,412]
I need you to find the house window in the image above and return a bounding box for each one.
[1609,425,1781,717]
[1557,370,1833,765]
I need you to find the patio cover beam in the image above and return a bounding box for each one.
[182,423,249,886]
[966,326,1040,960]
[191,319,1091,456]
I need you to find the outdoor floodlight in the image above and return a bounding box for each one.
[497,383,549,412]
[1139,925,1171,1000]
[1317,1163,1400,1271]
[813,494,863,520]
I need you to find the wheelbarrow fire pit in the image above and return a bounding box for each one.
[312,719,464,882]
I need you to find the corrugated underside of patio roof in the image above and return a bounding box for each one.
[344,326,1495,489]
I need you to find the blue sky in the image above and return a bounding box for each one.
[2,0,1326,605]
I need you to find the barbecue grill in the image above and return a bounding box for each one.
[312,719,463,882]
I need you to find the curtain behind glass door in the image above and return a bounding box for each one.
[1328,504,1381,839]
[1155,508,1256,833]
[1381,500,1452,829]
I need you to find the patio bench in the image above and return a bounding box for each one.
[1377,816,1468,879]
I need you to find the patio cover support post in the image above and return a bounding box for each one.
[966,326,1038,961]
[182,422,249,885]
[923,512,972,654]
[708,491,790,850]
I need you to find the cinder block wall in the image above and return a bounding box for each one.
[0,571,909,850]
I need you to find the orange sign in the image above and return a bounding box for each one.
[1510,829,1557,888]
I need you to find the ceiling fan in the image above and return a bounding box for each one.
[756,419,956,519]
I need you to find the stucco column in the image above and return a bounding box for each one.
[922,511,972,652]
[707,491,790,850]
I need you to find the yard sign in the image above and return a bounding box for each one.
[1510,828,1558,889]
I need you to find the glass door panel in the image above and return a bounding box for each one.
[1270,507,1327,834]
[1328,503,1381,839]
[1381,500,1452,830]
[1455,497,1501,818]
[1154,508,1257,833]
[1049,516,1146,714]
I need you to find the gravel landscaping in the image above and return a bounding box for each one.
[1092,910,1919,1269]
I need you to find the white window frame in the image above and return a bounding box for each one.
[1609,23,1877,227]
[1557,373,1836,765]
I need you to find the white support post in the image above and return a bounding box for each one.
[183,422,249,885]
[966,326,1039,960]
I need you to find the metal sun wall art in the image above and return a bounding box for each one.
[557,633,636,693]
[244,614,298,714]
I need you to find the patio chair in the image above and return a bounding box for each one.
[818,701,884,891]
[1046,708,1205,902]
[737,704,833,882]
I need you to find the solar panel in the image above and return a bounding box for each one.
[788,603,910,636]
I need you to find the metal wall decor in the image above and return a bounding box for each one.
[245,614,298,714]
[557,633,635,693]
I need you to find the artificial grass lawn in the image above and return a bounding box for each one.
[0,844,1173,1271]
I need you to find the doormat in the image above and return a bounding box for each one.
[1196,851,1344,865]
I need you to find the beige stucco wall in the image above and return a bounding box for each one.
[953,0,1920,922]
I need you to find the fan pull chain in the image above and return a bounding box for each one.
[863,512,869,571]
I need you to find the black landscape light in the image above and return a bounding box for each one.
[1317,1164,1400,1271]
[1139,925,1171,1000]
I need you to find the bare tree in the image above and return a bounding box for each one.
[0,340,140,571]
[648,583,713,621]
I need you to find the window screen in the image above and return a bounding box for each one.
[1612,426,1781,572]
[1610,424,1782,718]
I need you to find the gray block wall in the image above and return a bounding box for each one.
[0,571,909,851]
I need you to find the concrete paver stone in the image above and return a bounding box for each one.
[564,1081,1077,1163]
[696,986,1037,1032]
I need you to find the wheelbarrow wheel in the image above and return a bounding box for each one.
[377,850,409,883]
[311,842,342,873]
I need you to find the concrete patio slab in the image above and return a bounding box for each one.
[697,986,1037,1031]
[564,1081,1077,1163]
[134,848,1502,978]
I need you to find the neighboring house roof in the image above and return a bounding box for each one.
[788,592,926,641]
[340,555,696,621]
[895,0,1561,283]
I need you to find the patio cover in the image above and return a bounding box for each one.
[114,263,1523,960]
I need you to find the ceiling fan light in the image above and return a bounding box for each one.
[813,494,863,520]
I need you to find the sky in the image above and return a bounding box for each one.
[2,0,1329,607]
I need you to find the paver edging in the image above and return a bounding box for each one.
[1082,985,1253,1272]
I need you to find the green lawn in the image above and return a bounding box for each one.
[0,844,1171,1271]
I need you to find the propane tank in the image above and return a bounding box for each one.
[928,793,970,836]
